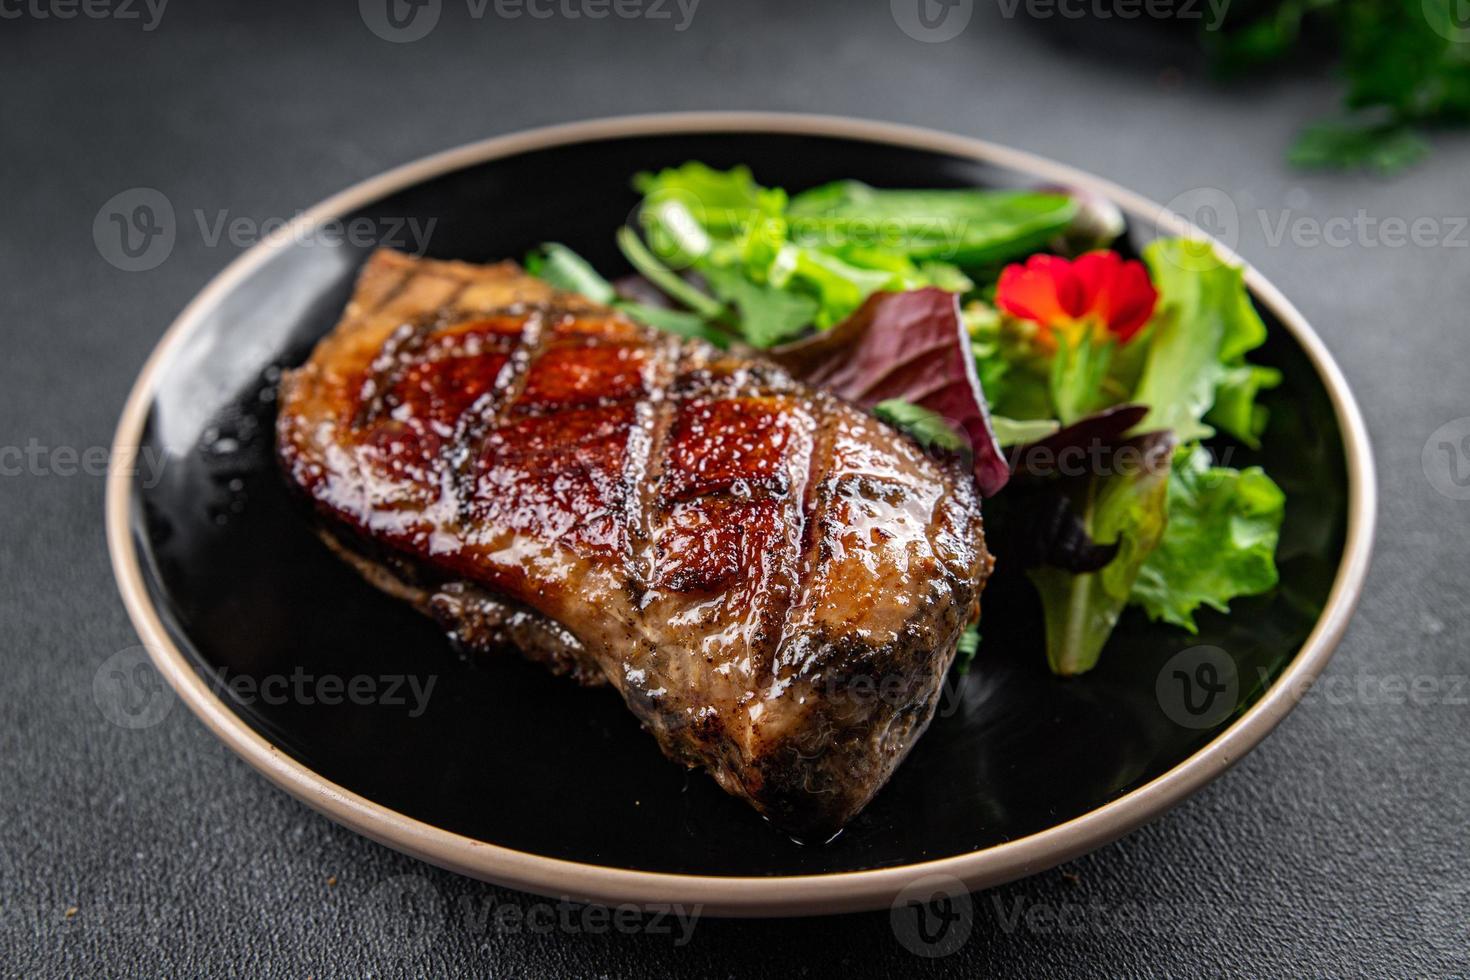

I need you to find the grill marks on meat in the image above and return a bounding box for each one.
[278,249,992,838]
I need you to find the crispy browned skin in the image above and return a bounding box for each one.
[277,249,992,838]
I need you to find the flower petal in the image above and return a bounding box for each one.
[1100,258,1158,341]
[998,260,1061,325]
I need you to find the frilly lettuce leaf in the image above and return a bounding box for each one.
[1130,444,1286,631]
[1131,239,1279,444]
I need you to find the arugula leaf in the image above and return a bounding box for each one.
[1131,239,1272,444]
[700,264,818,348]
[525,243,736,347]
[953,624,981,676]
[615,301,734,348]
[787,182,1079,265]
[629,165,1088,346]
[1028,431,1175,676]
[614,226,724,319]
[525,242,616,304]
[1130,445,1286,631]
[873,399,966,454]
[634,162,787,237]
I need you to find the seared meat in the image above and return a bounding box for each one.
[277,249,992,838]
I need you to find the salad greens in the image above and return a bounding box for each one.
[1131,445,1286,632]
[1132,239,1282,446]
[625,162,1074,341]
[525,163,1288,677]
[970,239,1285,673]
[1028,433,1175,676]
[525,240,728,346]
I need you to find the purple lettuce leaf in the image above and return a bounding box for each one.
[771,288,1010,497]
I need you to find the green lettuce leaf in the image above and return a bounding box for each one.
[1207,362,1283,448]
[1028,432,1174,676]
[1131,239,1275,443]
[1130,445,1286,631]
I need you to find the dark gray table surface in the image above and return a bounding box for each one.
[3,0,1466,975]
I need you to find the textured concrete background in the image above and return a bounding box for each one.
[2,0,1467,975]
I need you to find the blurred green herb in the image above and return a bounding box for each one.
[1209,0,1470,172]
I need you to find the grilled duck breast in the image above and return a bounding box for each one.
[277,249,992,838]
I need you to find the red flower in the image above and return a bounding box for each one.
[995,251,1158,347]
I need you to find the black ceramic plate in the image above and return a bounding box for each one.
[108,114,1374,916]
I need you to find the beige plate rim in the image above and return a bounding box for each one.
[106,111,1377,918]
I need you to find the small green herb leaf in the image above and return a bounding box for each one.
[872,399,966,454]
[525,242,616,304]
[953,624,981,676]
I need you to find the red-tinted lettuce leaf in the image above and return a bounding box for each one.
[771,288,1010,497]
[1000,492,1121,572]
[1007,403,1149,482]
[990,428,1175,573]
